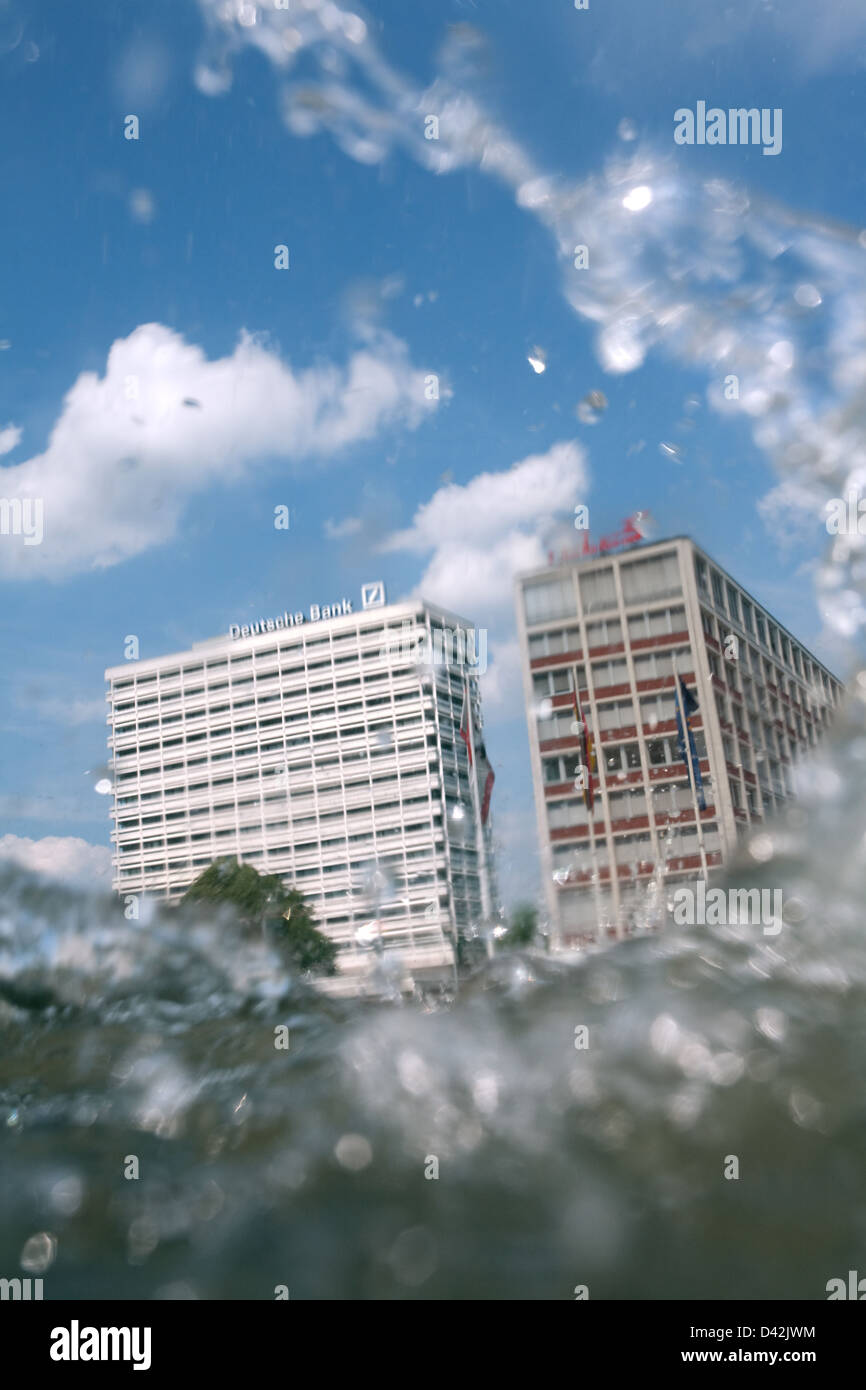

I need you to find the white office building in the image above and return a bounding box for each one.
[104,588,496,994]
[516,536,842,947]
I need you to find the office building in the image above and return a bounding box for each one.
[516,536,842,946]
[104,588,495,994]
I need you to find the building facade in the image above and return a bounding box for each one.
[516,537,842,946]
[104,591,495,994]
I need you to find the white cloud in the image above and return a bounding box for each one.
[479,637,525,722]
[382,440,588,618]
[26,696,108,727]
[383,442,589,733]
[0,423,22,455]
[1,322,436,579]
[0,834,112,888]
[325,515,363,539]
[757,476,829,550]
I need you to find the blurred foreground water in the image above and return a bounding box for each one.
[2,704,866,1300]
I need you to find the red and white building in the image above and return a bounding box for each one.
[515,535,842,946]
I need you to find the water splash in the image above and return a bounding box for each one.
[191,1,866,653]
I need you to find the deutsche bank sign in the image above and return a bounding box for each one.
[229,582,386,640]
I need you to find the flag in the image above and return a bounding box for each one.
[572,666,596,812]
[459,681,473,768]
[675,677,706,811]
[476,739,495,826]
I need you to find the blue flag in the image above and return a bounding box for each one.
[675,678,706,811]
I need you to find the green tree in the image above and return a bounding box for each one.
[501,903,538,948]
[183,858,337,976]
[266,887,338,976]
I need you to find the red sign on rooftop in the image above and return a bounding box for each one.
[548,513,650,566]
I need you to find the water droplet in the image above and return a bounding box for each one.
[576,389,608,424]
[622,185,652,212]
[749,834,774,863]
[20,1232,56,1274]
[50,1176,84,1216]
[768,339,795,370]
[794,283,822,308]
[335,1133,372,1171]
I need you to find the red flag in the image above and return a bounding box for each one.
[572,667,596,813]
[459,681,473,768]
[476,740,495,825]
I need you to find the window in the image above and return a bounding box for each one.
[596,698,636,732]
[633,646,688,681]
[538,708,579,741]
[523,576,577,624]
[604,742,641,772]
[741,599,755,636]
[546,797,585,829]
[710,570,724,607]
[620,551,681,603]
[607,786,647,820]
[543,752,588,784]
[726,583,740,623]
[591,658,628,688]
[627,605,686,641]
[614,832,653,866]
[647,737,676,766]
[640,692,676,726]
[585,617,622,648]
[534,626,581,657]
[533,667,580,697]
[579,567,616,613]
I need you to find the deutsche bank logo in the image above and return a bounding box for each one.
[361,581,386,610]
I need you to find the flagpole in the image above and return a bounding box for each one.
[464,675,494,957]
[573,664,604,939]
[672,653,709,882]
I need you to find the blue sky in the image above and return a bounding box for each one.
[2,0,865,901]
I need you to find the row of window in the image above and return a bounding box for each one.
[114,691,425,750]
[542,732,709,785]
[115,725,436,785]
[527,604,688,659]
[115,770,435,829]
[112,627,478,697]
[547,780,702,828]
[532,644,693,698]
[704,617,837,721]
[696,559,837,696]
[118,817,443,863]
[114,750,433,811]
[110,624,437,688]
[117,791,436,846]
[112,665,425,717]
[538,689,694,742]
[524,552,683,626]
[551,822,722,871]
